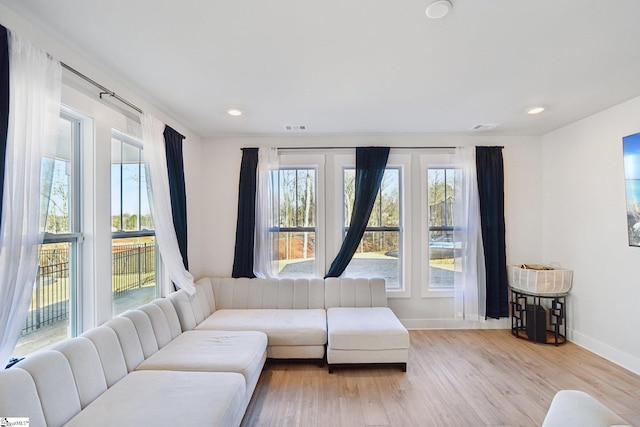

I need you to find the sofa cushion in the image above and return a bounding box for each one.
[104,316,145,372]
[195,277,216,312]
[212,277,325,309]
[52,337,108,409]
[14,351,81,427]
[327,307,409,350]
[81,326,128,387]
[138,303,174,348]
[194,281,214,317]
[121,309,159,358]
[0,367,47,427]
[167,288,198,331]
[196,308,327,347]
[65,370,246,427]
[136,330,267,383]
[325,277,387,308]
[151,297,183,339]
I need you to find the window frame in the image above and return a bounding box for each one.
[271,166,318,278]
[333,153,411,297]
[275,153,325,278]
[41,109,83,337]
[110,130,161,314]
[421,153,456,297]
[341,165,404,291]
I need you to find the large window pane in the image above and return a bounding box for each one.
[15,114,80,358]
[342,168,402,289]
[274,168,317,277]
[112,236,157,316]
[428,168,459,288]
[13,242,72,358]
[276,231,316,278]
[111,134,157,314]
[343,230,400,289]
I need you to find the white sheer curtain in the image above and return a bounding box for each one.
[0,31,61,367]
[453,146,486,321]
[140,113,195,295]
[254,147,279,278]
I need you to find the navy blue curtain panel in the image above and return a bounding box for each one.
[163,125,189,270]
[325,146,390,278]
[0,25,9,228]
[475,146,509,319]
[232,148,259,278]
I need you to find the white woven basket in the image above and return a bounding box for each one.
[508,264,573,295]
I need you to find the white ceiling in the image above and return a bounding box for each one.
[2,0,640,138]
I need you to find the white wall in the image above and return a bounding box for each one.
[194,134,542,328]
[541,96,640,375]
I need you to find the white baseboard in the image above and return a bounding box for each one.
[401,317,511,330]
[569,328,640,376]
[399,321,640,376]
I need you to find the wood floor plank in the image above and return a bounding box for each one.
[241,330,640,426]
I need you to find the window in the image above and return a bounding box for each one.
[427,167,460,289]
[111,131,158,315]
[14,112,82,358]
[272,167,317,278]
[342,167,403,289]
[272,153,409,294]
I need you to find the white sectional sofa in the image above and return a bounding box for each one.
[0,297,268,427]
[185,277,329,360]
[0,276,409,426]
[168,276,410,371]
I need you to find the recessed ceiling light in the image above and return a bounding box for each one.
[426,0,453,19]
[527,106,546,115]
[227,108,243,117]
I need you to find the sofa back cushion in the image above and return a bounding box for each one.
[139,302,174,348]
[151,297,183,339]
[81,326,128,387]
[52,337,108,409]
[0,367,47,427]
[167,288,198,331]
[211,277,325,309]
[192,283,211,323]
[121,310,160,358]
[15,350,81,427]
[104,316,146,372]
[195,277,216,312]
[324,277,387,308]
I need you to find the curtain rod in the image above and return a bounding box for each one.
[242,146,504,151]
[275,146,457,151]
[61,62,143,114]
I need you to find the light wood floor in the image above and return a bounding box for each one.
[242,329,640,426]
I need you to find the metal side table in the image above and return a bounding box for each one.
[510,287,568,346]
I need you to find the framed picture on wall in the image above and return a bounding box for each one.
[623,132,640,247]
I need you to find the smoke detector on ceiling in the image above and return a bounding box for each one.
[426,0,453,19]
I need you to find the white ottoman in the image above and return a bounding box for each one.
[326,307,409,373]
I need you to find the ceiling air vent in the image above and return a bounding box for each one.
[284,125,307,131]
[471,124,499,131]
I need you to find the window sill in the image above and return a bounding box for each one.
[421,288,454,298]
[387,287,411,298]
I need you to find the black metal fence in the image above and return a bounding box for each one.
[23,247,70,335]
[112,242,156,297]
[22,241,156,336]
